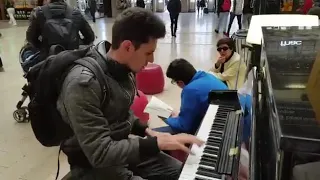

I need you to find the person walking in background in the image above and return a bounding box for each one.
[89,0,97,23]
[197,0,201,13]
[215,0,231,36]
[242,0,253,29]
[167,0,181,37]
[136,0,145,8]
[116,0,131,13]
[6,0,17,26]
[197,0,206,14]
[226,0,244,36]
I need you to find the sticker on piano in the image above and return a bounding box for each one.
[229,147,238,156]
[235,110,243,114]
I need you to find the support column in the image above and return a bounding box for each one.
[104,0,112,17]
[0,0,4,20]
[180,0,189,12]
[111,0,122,17]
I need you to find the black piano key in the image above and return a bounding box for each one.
[207,140,220,147]
[195,177,213,180]
[207,139,221,145]
[196,167,222,179]
[214,124,225,130]
[214,119,226,123]
[213,127,224,131]
[215,114,227,119]
[204,147,219,154]
[195,178,207,180]
[209,131,222,137]
[209,134,222,139]
[203,149,219,157]
[202,154,217,161]
[208,137,222,143]
[199,158,216,167]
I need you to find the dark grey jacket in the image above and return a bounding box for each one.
[57,43,160,168]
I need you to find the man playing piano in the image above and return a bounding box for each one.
[154,58,228,134]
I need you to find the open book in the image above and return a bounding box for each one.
[144,96,174,118]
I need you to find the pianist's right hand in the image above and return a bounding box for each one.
[146,128,204,153]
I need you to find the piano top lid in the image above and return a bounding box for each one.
[246,15,319,45]
[262,26,320,146]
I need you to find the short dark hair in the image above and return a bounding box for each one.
[308,7,320,19]
[111,7,166,49]
[217,37,235,51]
[166,58,197,85]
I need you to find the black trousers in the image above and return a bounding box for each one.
[70,152,181,180]
[169,13,179,36]
[90,10,96,22]
[227,12,242,34]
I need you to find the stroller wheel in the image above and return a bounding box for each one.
[13,107,29,123]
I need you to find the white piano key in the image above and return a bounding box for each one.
[179,105,220,180]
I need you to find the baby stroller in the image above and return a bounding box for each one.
[13,43,40,123]
[13,44,70,123]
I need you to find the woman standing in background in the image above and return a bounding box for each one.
[226,0,244,36]
[6,0,17,26]
[215,0,231,36]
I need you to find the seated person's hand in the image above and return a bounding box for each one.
[157,133,204,154]
[157,111,179,121]
[145,128,171,137]
[171,111,179,118]
[217,56,226,65]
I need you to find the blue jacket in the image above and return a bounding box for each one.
[165,71,228,134]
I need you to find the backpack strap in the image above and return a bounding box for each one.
[75,57,109,105]
[41,5,52,19]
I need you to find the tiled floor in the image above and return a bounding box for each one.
[0,12,239,179]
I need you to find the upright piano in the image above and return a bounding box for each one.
[179,90,244,180]
[258,26,320,180]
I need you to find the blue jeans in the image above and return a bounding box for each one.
[239,94,252,144]
[153,126,178,135]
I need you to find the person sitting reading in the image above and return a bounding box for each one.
[154,58,228,135]
[209,37,247,90]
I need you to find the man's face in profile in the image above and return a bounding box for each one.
[122,39,157,73]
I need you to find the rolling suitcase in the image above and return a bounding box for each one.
[204,7,209,14]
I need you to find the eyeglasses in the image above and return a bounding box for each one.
[217,46,229,52]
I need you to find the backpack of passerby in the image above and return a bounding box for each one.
[26,0,95,57]
[136,0,145,8]
[40,6,79,51]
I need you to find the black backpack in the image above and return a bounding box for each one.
[41,5,79,51]
[26,46,109,147]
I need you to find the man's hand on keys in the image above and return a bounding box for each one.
[146,128,204,153]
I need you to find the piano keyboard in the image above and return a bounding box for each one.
[179,104,241,180]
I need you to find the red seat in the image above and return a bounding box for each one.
[136,63,164,95]
[169,150,188,163]
[130,90,149,123]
